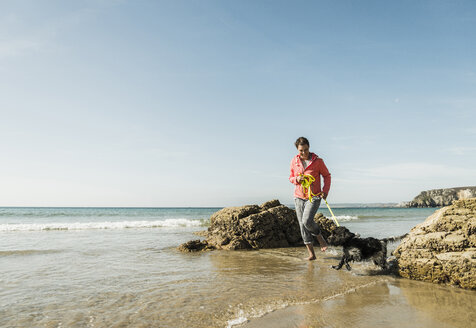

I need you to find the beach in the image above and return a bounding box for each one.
[3,0,476,326]
[238,278,475,328]
[0,206,473,328]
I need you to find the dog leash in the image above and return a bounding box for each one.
[299,174,318,202]
[299,174,340,227]
[320,195,340,227]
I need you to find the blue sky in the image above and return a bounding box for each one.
[0,0,475,207]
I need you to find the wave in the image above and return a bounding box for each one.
[0,249,63,256]
[334,215,359,221]
[0,208,221,218]
[357,215,408,219]
[0,212,127,217]
[0,219,208,232]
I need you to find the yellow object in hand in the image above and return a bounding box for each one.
[299,174,318,202]
[299,174,340,227]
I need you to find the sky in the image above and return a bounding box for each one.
[0,0,475,207]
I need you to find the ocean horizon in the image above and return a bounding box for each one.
[0,202,401,208]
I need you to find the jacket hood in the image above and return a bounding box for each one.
[294,152,319,165]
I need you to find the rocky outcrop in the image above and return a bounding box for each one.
[177,239,216,252]
[179,199,337,252]
[394,198,476,289]
[314,212,338,240]
[400,186,476,207]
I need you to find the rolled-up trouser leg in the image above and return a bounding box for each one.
[295,197,322,244]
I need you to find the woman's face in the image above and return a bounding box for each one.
[297,144,310,159]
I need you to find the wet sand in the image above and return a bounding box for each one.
[236,276,475,328]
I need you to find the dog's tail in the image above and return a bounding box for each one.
[380,233,408,243]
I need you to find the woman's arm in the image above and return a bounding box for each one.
[289,161,300,185]
[320,160,331,198]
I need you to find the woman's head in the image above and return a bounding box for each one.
[295,137,310,159]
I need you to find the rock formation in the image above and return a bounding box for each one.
[394,198,476,289]
[178,199,337,252]
[399,186,476,207]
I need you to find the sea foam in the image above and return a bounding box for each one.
[335,215,358,221]
[0,219,204,231]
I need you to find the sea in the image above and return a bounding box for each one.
[1,205,474,328]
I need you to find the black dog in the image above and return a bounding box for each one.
[326,226,406,271]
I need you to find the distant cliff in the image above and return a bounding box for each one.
[400,186,476,207]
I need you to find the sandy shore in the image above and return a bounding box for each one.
[236,277,475,328]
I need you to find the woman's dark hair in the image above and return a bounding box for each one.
[295,137,309,148]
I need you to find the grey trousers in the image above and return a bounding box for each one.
[294,197,322,245]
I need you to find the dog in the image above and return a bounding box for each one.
[326,226,407,271]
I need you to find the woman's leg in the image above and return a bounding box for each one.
[305,243,316,260]
[294,198,315,260]
[302,198,328,252]
[316,235,328,252]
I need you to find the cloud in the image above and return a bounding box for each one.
[0,2,124,61]
[331,162,476,202]
[0,39,42,59]
[434,97,476,109]
[0,12,46,60]
[465,127,476,135]
[343,162,476,182]
[448,147,476,155]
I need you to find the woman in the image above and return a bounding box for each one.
[289,137,331,260]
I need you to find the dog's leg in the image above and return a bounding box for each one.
[342,250,353,271]
[381,246,388,269]
[379,243,388,270]
[380,254,387,269]
[344,257,352,271]
[373,256,387,270]
[332,256,345,270]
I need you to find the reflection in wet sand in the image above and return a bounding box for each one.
[238,278,475,328]
[396,279,475,327]
[206,247,392,327]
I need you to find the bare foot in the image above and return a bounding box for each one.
[316,235,328,252]
[305,255,316,261]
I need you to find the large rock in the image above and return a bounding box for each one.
[400,186,476,207]
[179,199,337,252]
[314,212,338,240]
[394,198,476,289]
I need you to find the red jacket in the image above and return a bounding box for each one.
[289,153,331,200]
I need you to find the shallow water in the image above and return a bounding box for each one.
[2,206,470,328]
[0,242,391,328]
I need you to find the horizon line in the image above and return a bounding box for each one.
[0,202,403,209]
